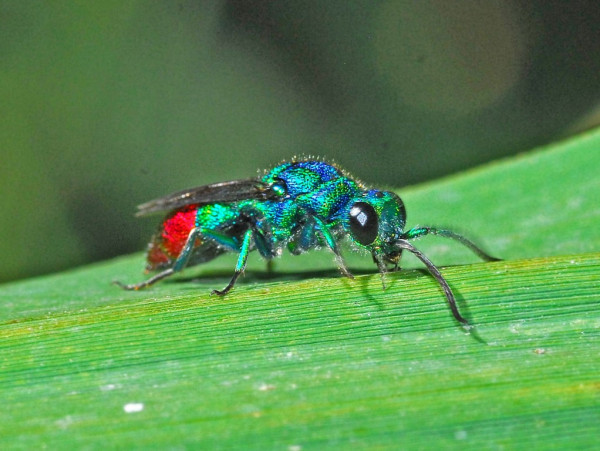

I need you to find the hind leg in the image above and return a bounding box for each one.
[115,227,201,290]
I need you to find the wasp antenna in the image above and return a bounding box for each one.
[403,227,500,262]
[395,239,472,331]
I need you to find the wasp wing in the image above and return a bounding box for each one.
[135,179,275,216]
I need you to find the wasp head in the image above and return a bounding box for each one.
[345,190,407,268]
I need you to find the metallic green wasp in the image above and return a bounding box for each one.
[116,159,499,328]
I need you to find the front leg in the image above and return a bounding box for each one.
[372,249,403,272]
[371,251,388,290]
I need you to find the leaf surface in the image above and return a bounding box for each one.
[1,129,600,449]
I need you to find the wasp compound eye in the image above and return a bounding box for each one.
[349,202,378,245]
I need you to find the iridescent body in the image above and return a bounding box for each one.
[116,159,498,328]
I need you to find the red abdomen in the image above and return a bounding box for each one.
[146,205,200,270]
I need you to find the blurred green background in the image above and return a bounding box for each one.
[2,1,599,283]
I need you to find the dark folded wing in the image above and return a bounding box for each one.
[135,179,274,216]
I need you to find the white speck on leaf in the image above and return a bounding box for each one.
[455,430,467,440]
[100,383,120,391]
[123,402,144,413]
[258,383,275,391]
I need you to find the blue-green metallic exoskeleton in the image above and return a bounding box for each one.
[116,159,498,328]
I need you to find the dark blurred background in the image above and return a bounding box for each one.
[2,1,600,283]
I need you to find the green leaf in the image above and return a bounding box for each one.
[2,128,600,449]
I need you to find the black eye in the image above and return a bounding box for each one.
[349,202,378,245]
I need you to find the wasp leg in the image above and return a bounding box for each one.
[204,221,274,293]
[211,227,253,296]
[287,219,315,256]
[402,227,500,262]
[265,259,275,274]
[114,268,176,291]
[372,252,389,290]
[251,224,277,274]
[115,227,202,290]
[250,223,276,259]
[313,216,354,279]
